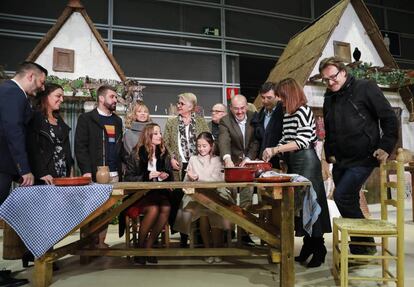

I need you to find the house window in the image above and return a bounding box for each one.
[53,47,74,72]
[333,41,351,63]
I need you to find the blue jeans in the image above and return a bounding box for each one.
[332,165,375,254]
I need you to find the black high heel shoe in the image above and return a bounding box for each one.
[307,237,327,268]
[22,252,34,268]
[295,236,313,262]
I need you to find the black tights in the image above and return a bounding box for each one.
[138,204,171,248]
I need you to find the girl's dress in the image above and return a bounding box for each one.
[173,154,234,235]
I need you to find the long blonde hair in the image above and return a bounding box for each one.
[125,102,150,129]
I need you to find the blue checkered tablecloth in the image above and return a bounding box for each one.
[0,184,113,258]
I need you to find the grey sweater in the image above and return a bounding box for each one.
[123,121,149,154]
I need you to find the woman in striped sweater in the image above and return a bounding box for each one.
[262,78,331,268]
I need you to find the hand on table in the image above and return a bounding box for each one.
[40,175,54,185]
[224,158,235,168]
[20,173,34,187]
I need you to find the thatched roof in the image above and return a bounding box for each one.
[254,0,413,113]
[26,0,126,81]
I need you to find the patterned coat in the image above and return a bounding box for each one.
[163,114,209,180]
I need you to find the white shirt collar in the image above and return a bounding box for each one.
[97,107,112,117]
[236,115,247,125]
[11,79,27,98]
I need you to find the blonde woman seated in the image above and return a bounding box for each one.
[174,132,233,264]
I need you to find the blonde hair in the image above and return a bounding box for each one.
[125,102,150,129]
[178,93,197,111]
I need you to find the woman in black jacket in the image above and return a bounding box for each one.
[27,83,73,185]
[123,123,172,264]
[24,83,73,268]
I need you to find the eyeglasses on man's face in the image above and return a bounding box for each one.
[211,110,225,113]
[321,70,341,85]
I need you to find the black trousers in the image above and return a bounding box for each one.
[0,173,14,205]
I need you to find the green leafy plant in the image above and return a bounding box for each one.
[348,62,411,88]
[45,75,126,100]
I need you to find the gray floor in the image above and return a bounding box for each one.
[1,199,413,287]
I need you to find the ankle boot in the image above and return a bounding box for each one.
[22,251,34,268]
[307,237,327,268]
[295,236,313,262]
[180,233,189,248]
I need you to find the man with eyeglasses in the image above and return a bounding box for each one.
[319,56,398,255]
[209,103,227,140]
[251,82,284,169]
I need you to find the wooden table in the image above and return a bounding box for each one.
[33,180,309,287]
[405,165,414,221]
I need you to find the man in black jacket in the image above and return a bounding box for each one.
[75,85,123,181]
[319,57,398,255]
[75,85,123,248]
[251,82,284,169]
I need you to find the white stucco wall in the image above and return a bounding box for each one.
[35,12,121,81]
[310,5,384,77]
[305,85,414,151]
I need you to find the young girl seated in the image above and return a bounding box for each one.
[123,123,172,265]
[174,132,233,263]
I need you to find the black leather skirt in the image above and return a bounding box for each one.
[283,148,332,237]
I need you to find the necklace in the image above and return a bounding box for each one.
[48,116,57,125]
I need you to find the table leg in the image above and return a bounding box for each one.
[80,225,93,265]
[33,258,53,287]
[280,186,295,287]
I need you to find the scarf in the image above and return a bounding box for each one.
[178,113,196,161]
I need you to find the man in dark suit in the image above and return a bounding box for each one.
[251,82,284,169]
[218,94,259,245]
[0,61,47,286]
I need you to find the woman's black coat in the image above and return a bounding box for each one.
[27,111,73,184]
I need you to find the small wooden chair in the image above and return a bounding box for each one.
[332,148,406,287]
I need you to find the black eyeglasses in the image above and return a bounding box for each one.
[211,110,225,113]
[321,70,341,85]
